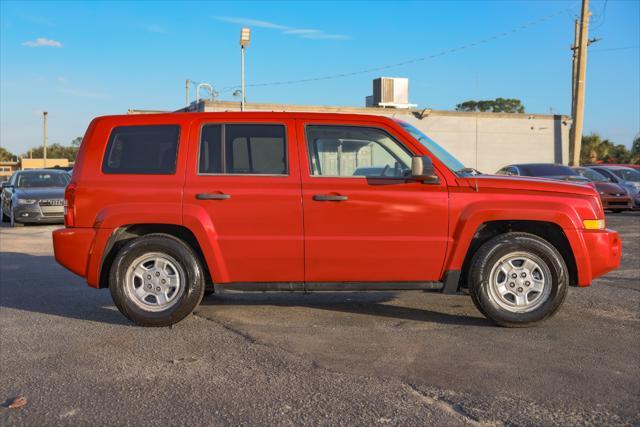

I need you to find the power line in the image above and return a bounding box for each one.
[219,7,573,93]
[590,45,639,52]
[591,0,609,31]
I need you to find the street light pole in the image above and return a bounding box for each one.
[240,27,251,112]
[43,111,48,168]
[241,46,245,111]
[185,79,190,108]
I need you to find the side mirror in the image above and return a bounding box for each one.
[411,156,439,183]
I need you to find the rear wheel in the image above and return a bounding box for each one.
[610,209,625,213]
[468,232,568,327]
[109,234,205,327]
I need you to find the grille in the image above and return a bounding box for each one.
[39,199,64,207]
[39,199,64,217]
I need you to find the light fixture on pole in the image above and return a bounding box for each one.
[240,27,251,111]
[43,111,48,168]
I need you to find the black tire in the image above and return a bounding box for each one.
[468,232,568,327]
[610,209,624,213]
[9,206,23,227]
[1,208,8,222]
[109,233,205,327]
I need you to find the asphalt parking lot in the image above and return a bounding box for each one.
[0,214,638,426]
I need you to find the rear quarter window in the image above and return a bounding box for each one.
[102,125,180,174]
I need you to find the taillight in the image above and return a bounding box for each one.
[64,182,77,227]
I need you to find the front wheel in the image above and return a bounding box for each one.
[9,205,22,227]
[109,234,205,327]
[468,232,568,327]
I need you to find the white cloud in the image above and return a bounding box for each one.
[215,17,349,40]
[22,37,62,48]
[216,16,288,30]
[283,29,348,40]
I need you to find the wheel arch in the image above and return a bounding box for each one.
[98,223,213,289]
[456,220,578,292]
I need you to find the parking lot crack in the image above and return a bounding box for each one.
[192,312,258,344]
[405,384,494,426]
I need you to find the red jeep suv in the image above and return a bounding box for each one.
[53,112,621,327]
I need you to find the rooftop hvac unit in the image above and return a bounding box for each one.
[371,77,416,109]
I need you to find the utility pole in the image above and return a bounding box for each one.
[43,111,48,168]
[569,0,590,166]
[570,19,579,119]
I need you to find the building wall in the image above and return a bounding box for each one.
[20,158,70,170]
[190,101,571,174]
[0,162,19,181]
[393,113,569,173]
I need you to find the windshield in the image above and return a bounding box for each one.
[574,167,609,182]
[16,172,70,188]
[396,121,469,175]
[611,168,640,182]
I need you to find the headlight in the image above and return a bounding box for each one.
[17,198,37,205]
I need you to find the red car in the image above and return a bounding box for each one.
[573,167,632,212]
[53,113,621,327]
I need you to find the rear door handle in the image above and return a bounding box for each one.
[196,193,231,200]
[313,194,348,202]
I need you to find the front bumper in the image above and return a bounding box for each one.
[13,205,64,224]
[575,229,621,286]
[600,195,632,211]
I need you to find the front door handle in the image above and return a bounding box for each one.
[313,194,348,202]
[196,193,231,200]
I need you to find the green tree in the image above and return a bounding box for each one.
[580,133,635,164]
[0,146,16,162]
[23,143,78,162]
[631,134,640,164]
[71,137,83,148]
[455,98,525,113]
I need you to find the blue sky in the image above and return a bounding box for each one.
[1,0,638,155]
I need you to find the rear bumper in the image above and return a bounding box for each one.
[52,227,96,277]
[573,229,621,286]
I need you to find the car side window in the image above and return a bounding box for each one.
[103,125,180,174]
[199,124,287,175]
[305,125,411,178]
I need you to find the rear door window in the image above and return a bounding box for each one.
[199,124,287,175]
[103,125,180,174]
